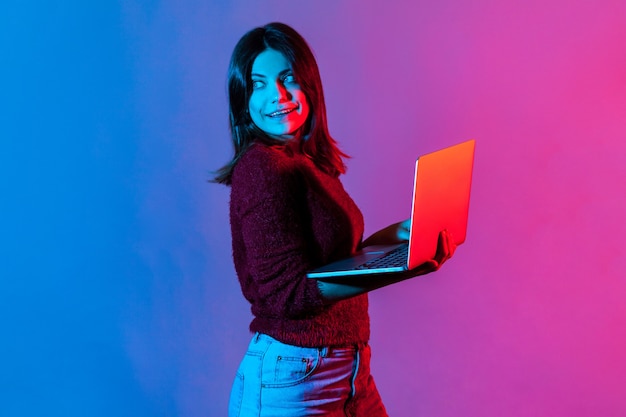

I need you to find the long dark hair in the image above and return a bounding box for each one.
[213,22,348,185]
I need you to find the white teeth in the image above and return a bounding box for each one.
[269,107,295,117]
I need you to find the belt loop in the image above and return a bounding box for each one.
[350,347,361,397]
[319,347,329,358]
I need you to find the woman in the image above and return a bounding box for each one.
[215,22,455,417]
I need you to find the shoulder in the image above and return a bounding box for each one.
[237,142,289,169]
[233,143,296,180]
[231,143,303,198]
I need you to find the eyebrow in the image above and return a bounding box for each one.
[250,69,292,78]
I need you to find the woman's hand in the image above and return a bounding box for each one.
[361,218,411,247]
[389,228,457,279]
[416,229,457,273]
[362,221,456,270]
[318,229,457,302]
[433,229,457,269]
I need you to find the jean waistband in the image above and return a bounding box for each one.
[253,333,366,357]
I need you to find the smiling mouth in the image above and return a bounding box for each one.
[267,106,297,117]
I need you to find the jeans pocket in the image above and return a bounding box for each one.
[262,344,320,388]
[276,355,314,381]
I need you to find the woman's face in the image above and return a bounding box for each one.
[248,49,310,139]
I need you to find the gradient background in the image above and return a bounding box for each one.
[2,1,625,416]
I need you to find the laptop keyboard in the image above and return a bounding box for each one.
[356,243,408,270]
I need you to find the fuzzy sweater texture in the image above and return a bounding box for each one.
[230,142,369,347]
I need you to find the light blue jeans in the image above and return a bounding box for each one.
[228,333,388,417]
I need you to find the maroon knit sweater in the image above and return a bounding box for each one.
[229,142,370,347]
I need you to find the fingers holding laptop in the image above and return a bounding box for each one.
[396,229,456,280]
[361,218,411,247]
[411,229,456,275]
[396,218,411,241]
[432,229,456,270]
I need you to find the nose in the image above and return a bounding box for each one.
[271,81,290,103]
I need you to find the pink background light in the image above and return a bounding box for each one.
[3,0,624,416]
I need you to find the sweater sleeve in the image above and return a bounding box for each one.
[230,146,326,319]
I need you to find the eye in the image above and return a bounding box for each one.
[251,79,265,89]
[282,73,296,84]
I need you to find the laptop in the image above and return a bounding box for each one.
[307,139,475,279]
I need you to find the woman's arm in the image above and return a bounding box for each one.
[231,146,327,318]
[317,229,456,303]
